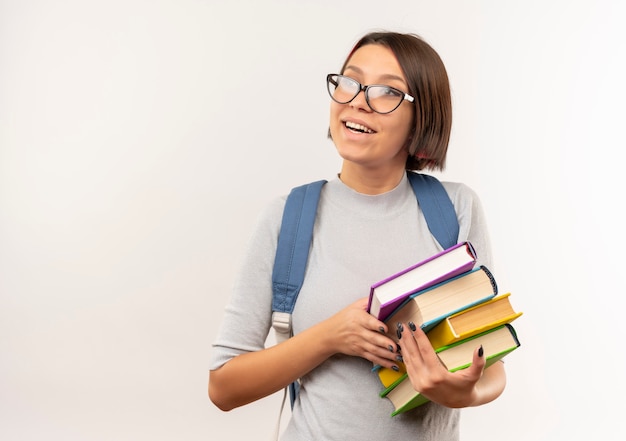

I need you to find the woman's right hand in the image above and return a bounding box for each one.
[321,297,401,370]
[209,297,399,411]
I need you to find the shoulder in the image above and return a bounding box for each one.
[254,194,288,238]
[440,180,484,214]
[440,180,492,267]
[254,179,327,236]
[265,179,332,215]
[440,180,479,200]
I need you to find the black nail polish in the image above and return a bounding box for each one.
[392,365,400,372]
[396,328,403,339]
[478,345,484,357]
[408,321,416,332]
[379,326,386,334]
[396,344,401,352]
[388,345,394,352]
[396,355,403,362]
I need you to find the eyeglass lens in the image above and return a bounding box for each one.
[327,74,406,114]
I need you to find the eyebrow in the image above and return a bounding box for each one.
[343,65,407,85]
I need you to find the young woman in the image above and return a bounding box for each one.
[209,31,506,440]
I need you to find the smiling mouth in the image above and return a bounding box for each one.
[345,121,375,134]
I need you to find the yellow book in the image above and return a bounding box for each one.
[377,361,407,389]
[377,293,522,388]
[426,292,522,349]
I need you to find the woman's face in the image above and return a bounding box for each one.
[329,44,414,171]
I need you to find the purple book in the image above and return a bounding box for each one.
[367,242,477,321]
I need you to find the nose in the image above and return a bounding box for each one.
[349,87,372,112]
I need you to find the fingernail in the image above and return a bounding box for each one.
[408,321,416,332]
[395,355,403,362]
[478,345,484,357]
[388,345,394,352]
[396,328,403,339]
[391,365,400,372]
[379,326,386,334]
[396,344,401,352]
[396,322,404,332]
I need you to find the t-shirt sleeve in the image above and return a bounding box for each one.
[208,196,286,371]
[442,181,493,271]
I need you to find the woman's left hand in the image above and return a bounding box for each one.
[397,322,486,408]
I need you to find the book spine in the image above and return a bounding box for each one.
[425,320,456,350]
[389,346,516,416]
[465,241,478,260]
[480,265,498,294]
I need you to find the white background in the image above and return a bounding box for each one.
[1,0,625,440]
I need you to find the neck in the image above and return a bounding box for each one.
[338,164,406,195]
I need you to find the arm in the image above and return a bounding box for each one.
[209,297,401,411]
[209,317,335,411]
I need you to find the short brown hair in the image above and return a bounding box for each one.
[340,32,452,171]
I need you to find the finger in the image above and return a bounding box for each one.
[356,297,370,310]
[374,334,403,360]
[363,339,403,369]
[356,301,389,334]
[465,345,487,379]
[406,322,441,366]
[397,322,423,364]
[361,314,397,352]
[377,322,389,335]
[355,325,401,363]
[353,296,381,312]
[371,355,403,371]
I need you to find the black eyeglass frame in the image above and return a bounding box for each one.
[326,73,415,114]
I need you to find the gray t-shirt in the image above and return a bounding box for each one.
[210,173,493,441]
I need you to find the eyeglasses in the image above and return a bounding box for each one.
[326,73,415,114]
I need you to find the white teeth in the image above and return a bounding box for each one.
[345,121,374,134]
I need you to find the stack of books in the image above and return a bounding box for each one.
[367,242,522,416]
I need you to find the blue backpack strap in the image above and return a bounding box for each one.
[271,173,457,410]
[271,179,327,319]
[407,172,459,250]
[271,179,326,410]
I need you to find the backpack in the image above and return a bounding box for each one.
[271,171,459,413]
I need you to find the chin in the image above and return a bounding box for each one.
[333,141,369,163]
